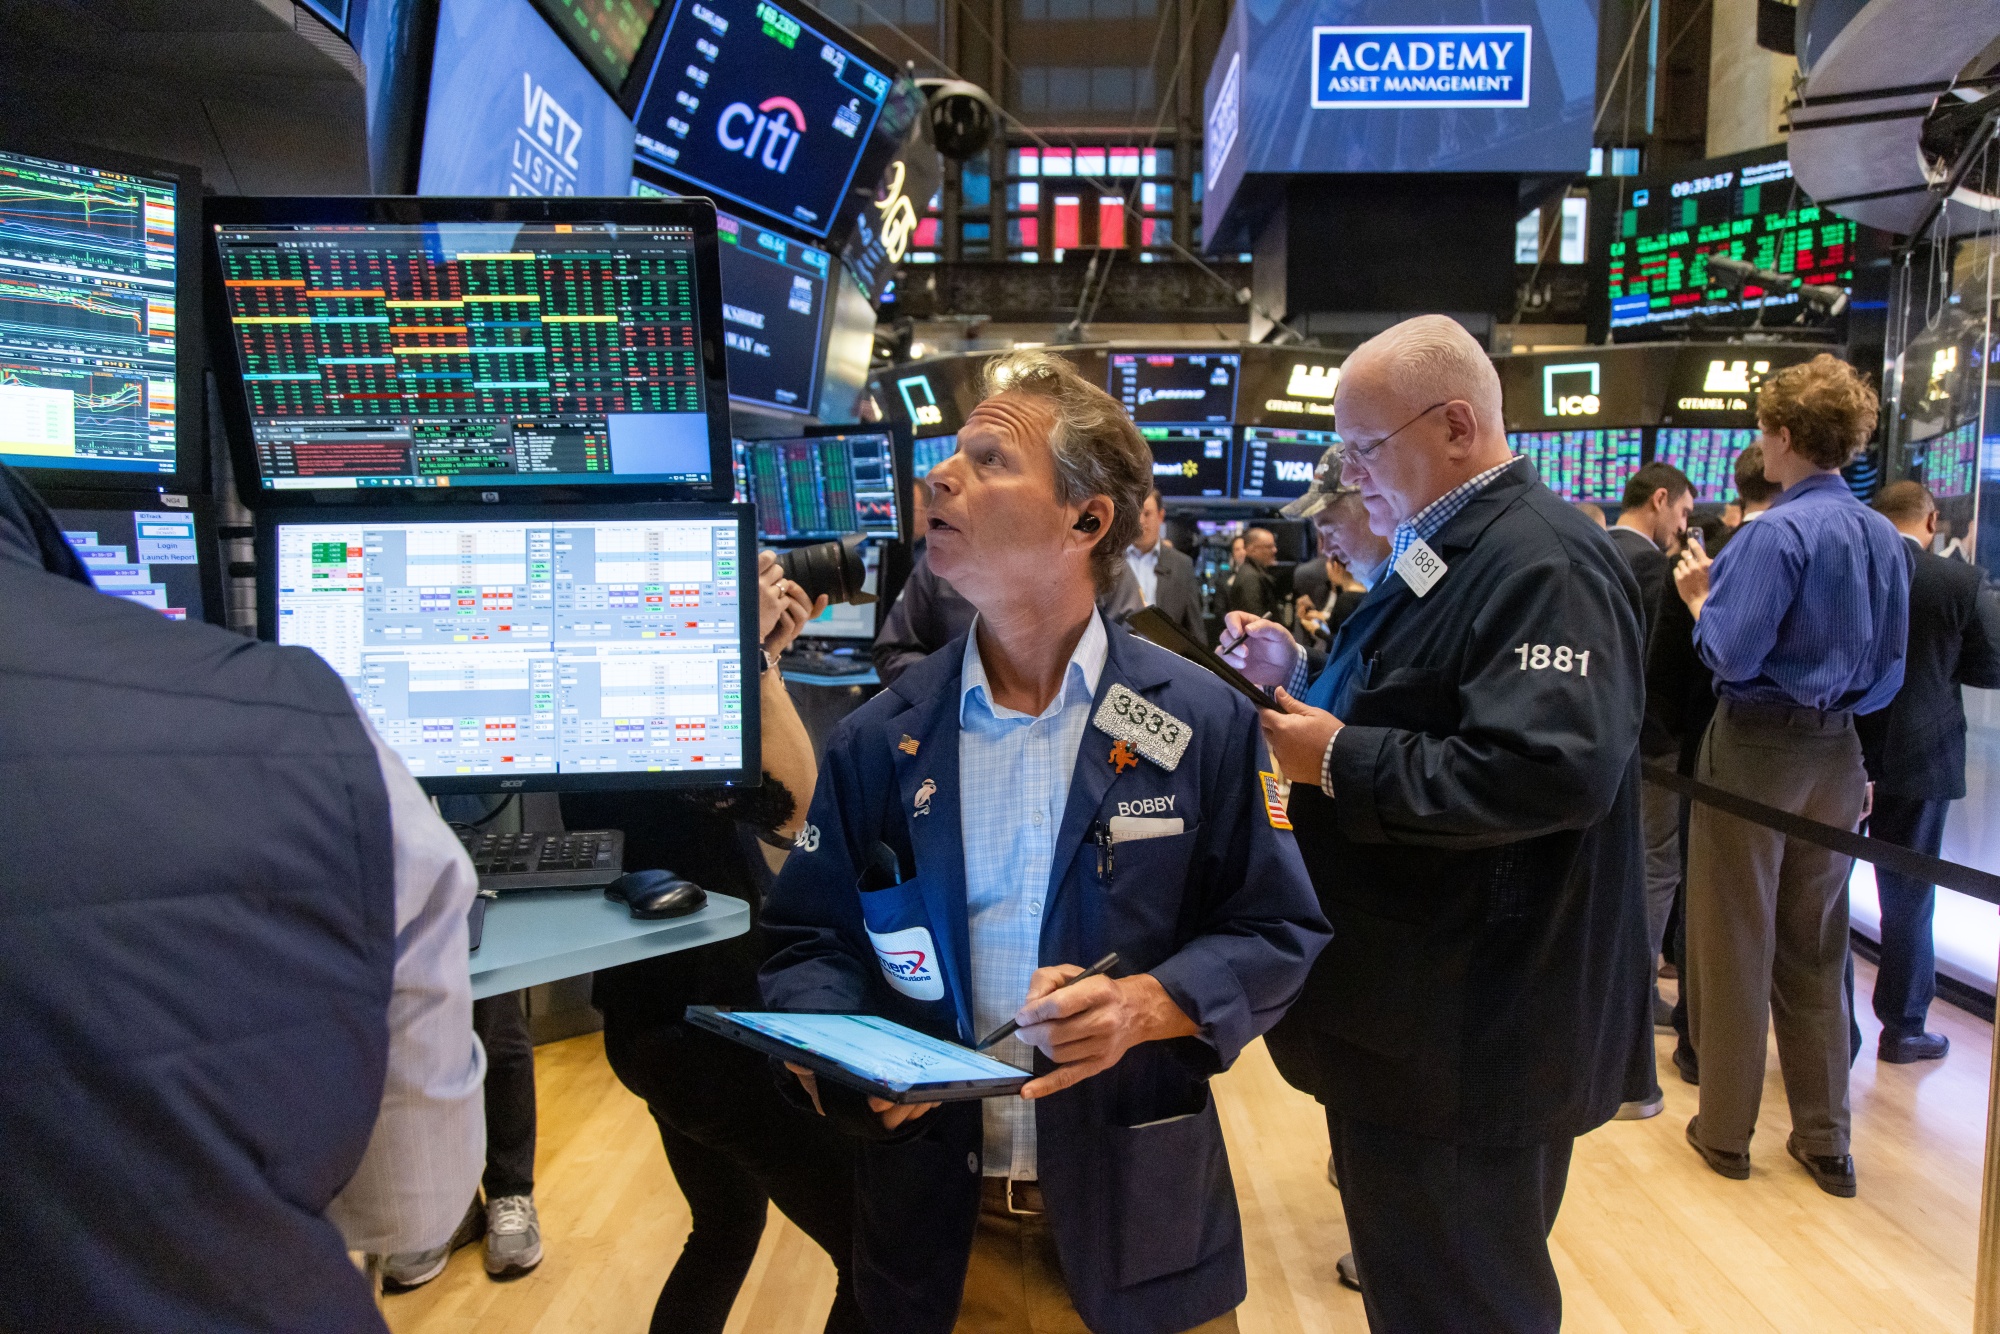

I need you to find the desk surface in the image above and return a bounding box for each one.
[470,890,749,1000]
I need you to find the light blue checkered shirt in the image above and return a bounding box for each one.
[958,610,1107,1180]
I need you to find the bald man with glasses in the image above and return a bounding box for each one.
[1223,317,1652,1334]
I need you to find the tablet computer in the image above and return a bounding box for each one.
[686,1007,1032,1104]
[1126,606,1279,711]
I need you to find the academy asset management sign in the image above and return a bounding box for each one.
[1311,26,1532,109]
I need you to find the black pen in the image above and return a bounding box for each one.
[974,952,1121,1051]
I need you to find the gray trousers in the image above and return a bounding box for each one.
[1640,768,1682,957]
[1685,699,1865,1158]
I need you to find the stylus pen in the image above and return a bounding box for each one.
[974,952,1120,1051]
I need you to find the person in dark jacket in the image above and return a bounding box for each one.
[1225,525,1284,620]
[1226,316,1649,1334]
[561,551,866,1334]
[1856,481,2000,1063]
[1126,487,1208,646]
[0,465,484,1333]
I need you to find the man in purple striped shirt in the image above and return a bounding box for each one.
[1670,354,1911,1199]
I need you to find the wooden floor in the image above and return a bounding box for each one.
[388,959,1990,1333]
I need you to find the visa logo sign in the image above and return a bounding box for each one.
[1312,26,1531,109]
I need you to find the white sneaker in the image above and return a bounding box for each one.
[484,1194,543,1278]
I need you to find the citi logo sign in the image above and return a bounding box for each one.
[1542,362,1601,417]
[718,95,806,174]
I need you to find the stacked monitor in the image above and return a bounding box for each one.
[1109,351,1240,499]
[733,430,899,542]
[46,492,223,625]
[205,195,762,794]
[0,146,200,490]
[1238,426,1338,502]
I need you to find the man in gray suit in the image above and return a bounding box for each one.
[1125,487,1208,646]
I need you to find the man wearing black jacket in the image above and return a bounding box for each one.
[1226,316,1648,1334]
[1857,481,2000,1063]
[1126,487,1208,646]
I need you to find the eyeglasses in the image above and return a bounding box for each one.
[1338,401,1448,467]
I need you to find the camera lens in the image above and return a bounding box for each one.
[776,534,875,606]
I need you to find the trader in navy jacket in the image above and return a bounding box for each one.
[760,349,1328,1334]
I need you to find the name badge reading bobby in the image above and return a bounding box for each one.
[1394,537,1447,597]
[1092,684,1191,771]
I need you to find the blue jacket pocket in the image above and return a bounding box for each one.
[1110,1090,1236,1286]
[858,880,947,1004]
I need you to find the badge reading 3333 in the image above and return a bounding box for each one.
[1092,684,1191,771]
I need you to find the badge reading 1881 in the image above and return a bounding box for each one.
[1092,684,1191,771]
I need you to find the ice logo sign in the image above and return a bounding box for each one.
[717,95,808,175]
[516,74,585,195]
[1542,363,1600,417]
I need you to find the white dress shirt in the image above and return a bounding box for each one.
[326,713,487,1254]
[959,611,1108,1179]
[1125,543,1161,606]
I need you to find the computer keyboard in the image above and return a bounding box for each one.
[456,829,625,894]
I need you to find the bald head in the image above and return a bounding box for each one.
[1334,315,1513,536]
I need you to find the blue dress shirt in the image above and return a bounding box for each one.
[958,610,1108,1179]
[1695,471,1913,713]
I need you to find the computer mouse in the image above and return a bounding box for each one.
[607,869,707,920]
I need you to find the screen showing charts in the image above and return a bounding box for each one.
[911,433,956,476]
[55,505,204,620]
[1507,429,1643,502]
[1907,421,1980,501]
[1606,150,1859,332]
[741,432,897,540]
[0,150,180,477]
[273,515,745,779]
[715,210,829,412]
[529,0,662,88]
[1142,424,1232,498]
[1238,426,1338,501]
[1653,427,1756,503]
[213,220,714,491]
[631,0,893,239]
[1109,351,1240,424]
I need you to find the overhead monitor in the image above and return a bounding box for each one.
[1906,421,1979,501]
[257,503,759,793]
[1142,424,1233,499]
[714,208,830,413]
[1507,429,1642,503]
[0,145,199,489]
[630,0,895,240]
[1108,351,1241,424]
[44,490,222,625]
[1237,348,1342,426]
[911,433,956,476]
[530,0,663,91]
[739,430,899,541]
[1599,145,1860,338]
[1237,426,1339,502]
[205,196,732,504]
[1652,427,1756,504]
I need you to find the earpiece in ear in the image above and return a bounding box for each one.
[1073,513,1102,533]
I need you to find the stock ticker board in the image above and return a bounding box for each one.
[1506,429,1642,503]
[529,0,662,88]
[214,221,714,490]
[0,149,182,476]
[1606,154,1859,332]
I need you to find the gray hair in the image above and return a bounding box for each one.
[980,349,1152,592]
[1348,315,1504,435]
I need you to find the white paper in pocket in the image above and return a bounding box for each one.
[866,924,946,1001]
[1108,815,1184,844]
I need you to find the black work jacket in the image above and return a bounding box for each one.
[1266,459,1652,1146]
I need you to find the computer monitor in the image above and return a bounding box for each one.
[1237,426,1340,502]
[1507,429,1643,503]
[739,430,900,542]
[911,433,957,477]
[42,489,223,625]
[256,503,759,793]
[0,144,201,490]
[713,208,831,414]
[1107,351,1241,424]
[1652,427,1756,504]
[629,0,896,241]
[205,196,732,505]
[1142,424,1233,499]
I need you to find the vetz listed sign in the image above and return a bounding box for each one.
[1312,26,1532,109]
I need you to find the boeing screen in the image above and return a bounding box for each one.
[740,430,898,540]
[55,503,206,621]
[269,510,750,785]
[631,0,893,239]
[1109,351,1241,424]
[213,220,716,491]
[0,149,183,477]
